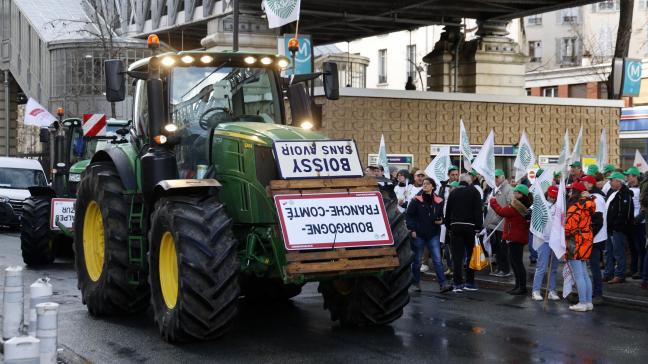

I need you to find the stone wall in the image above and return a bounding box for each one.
[316,92,621,170]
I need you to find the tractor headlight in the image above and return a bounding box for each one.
[164,123,178,133]
[0,196,8,204]
[69,173,81,182]
[299,120,314,130]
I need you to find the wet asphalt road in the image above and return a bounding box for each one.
[1,230,648,364]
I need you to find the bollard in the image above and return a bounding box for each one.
[3,266,24,340]
[4,336,41,364]
[28,278,53,337]
[35,302,59,364]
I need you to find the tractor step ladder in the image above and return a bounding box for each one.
[127,194,146,285]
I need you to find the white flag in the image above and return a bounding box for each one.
[562,262,574,298]
[557,130,570,174]
[530,185,550,239]
[24,98,56,127]
[513,131,536,182]
[531,166,554,194]
[634,150,648,173]
[570,127,583,165]
[378,134,390,178]
[425,146,451,186]
[596,129,608,170]
[262,0,301,28]
[472,130,496,189]
[548,176,566,260]
[460,119,473,171]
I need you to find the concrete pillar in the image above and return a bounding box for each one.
[201,14,278,52]
[423,21,463,93]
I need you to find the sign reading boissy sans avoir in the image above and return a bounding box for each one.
[274,192,393,250]
[272,140,363,179]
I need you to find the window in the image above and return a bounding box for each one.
[527,14,542,25]
[378,49,387,84]
[641,0,648,9]
[406,45,416,79]
[595,0,619,11]
[559,37,579,65]
[560,8,579,24]
[526,88,532,96]
[542,87,557,97]
[528,41,542,63]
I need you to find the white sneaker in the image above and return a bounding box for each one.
[548,291,560,301]
[569,303,588,312]
[420,264,429,273]
[531,291,543,301]
[585,303,594,311]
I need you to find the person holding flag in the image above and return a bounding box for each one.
[484,169,513,277]
[530,185,561,301]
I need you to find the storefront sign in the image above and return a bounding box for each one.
[273,140,363,179]
[430,144,516,156]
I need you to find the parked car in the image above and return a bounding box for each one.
[0,157,48,229]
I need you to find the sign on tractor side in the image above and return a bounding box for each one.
[50,198,75,230]
[272,140,363,179]
[274,192,393,250]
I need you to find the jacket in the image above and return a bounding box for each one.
[394,183,415,213]
[489,198,530,244]
[444,182,483,231]
[484,180,513,231]
[589,187,607,243]
[565,196,595,260]
[405,192,444,240]
[606,184,634,234]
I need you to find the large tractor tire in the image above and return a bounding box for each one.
[74,162,150,316]
[148,195,240,342]
[20,196,55,265]
[240,276,302,302]
[318,188,413,326]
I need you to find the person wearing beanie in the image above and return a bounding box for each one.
[530,185,561,301]
[624,167,646,280]
[605,172,634,284]
[565,182,596,312]
[484,169,514,278]
[580,175,606,304]
[489,184,533,295]
[395,169,414,213]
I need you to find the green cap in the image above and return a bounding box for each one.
[553,171,562,177]
[448,165,459,172]
[449,181,460,188]
[469,169,478,177]
[513,184,530,196]
[570,161,582,168]
[603,164,616,174]
[586,165,599,175]
[536,168,544,177]
[607,172,626,180]
[624,166,641,177]
[495,169,505,177]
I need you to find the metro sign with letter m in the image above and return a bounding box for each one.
[622,59,643,97]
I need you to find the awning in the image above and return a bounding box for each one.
[620,106,648,132]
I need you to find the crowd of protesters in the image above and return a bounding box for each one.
[367,159,648,313]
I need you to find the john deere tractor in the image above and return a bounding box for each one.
[74,35,412,342]
[20,110,129,265]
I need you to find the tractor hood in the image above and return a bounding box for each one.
[70,160,90,174]
[213,122,327,146]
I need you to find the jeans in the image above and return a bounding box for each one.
[630,224,646,274]
[569,260,592,304]
[411,235,445,286]
[528,231,538,262]
[450,225,476,287]
[509,243,527,290]
[531,243,559,292]
[589,242,604,297]
[606,231,628,279]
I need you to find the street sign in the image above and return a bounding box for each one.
[82,114,107,137]
[279,34,313,75]
[274,192,393,250]
[621,58,642,97]
[50,198,75,230]
[273,140,363,179]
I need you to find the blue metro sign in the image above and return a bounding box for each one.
[621,58,643,97]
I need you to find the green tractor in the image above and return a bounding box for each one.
[74,35,412,342]
[20,110,129,265]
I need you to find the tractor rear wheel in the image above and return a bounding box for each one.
[74,162,150,315]
[318,189,413,326]
[20,196,55,265]
[148,195,240,342]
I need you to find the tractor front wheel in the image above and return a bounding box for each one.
[149,195,240,342]
[20,196,55,265]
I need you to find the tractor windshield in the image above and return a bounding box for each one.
[170,66,282,134]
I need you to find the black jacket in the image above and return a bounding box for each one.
[444,182,484,231]
[405,192,444,240]
[606,185,634,233]
[589,187,605,236]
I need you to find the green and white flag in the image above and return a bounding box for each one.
[460,119,473,172]
[472,129,496,189]
[513,131,536,182]
[262,0,301,28]
[425,146,451,186]
[570,126,583,165]
[548,176,566,260]
[596,128,608,170]
[378,134,390,178]
[530,166,554,195]
[557,130,570,172]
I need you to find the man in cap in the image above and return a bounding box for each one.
[602,164,616,194]
[438,165,460,202]
[437,165,460,274]
[624,167,646,280]
[469,169,484,200]
[484,169,513,277]
[580,175,607,304]
[568,161,584,185]
[553,171,562,186]
[586,165,599,176]
[605,172,634,284]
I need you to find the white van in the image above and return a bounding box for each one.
[0,157,48,228]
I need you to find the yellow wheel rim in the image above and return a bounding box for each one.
[159,231,179,309]
[83,201,105,282]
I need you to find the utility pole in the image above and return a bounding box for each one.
[233,0,239,51]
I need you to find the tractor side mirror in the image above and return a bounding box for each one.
[322,62,339,100]
[105,59,126,102]
[287,83,314,130]
[39,128,50,143]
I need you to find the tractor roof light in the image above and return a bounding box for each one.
[56,107,64,117]
[244,56,256,65]
[180,55,194,64]
[161,57,176,67]
[300,120,314,130]
[277,59,289,69]
[200,55,214,64]
[164,123,178,133]
[147,34,160,49]
[261,57,272,65]
[154,135,167,145]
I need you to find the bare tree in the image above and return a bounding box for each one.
[608,0,634,99]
